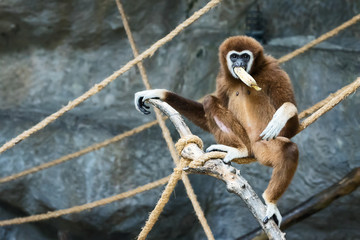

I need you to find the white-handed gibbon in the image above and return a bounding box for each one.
[134,36,299,226]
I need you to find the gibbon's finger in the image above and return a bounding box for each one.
[206,144,228,153]
[267,124,280,140]
[261,123,277,140]
[260,124,272,139]
[263,202,282,227]
[206,145,248,163]
[136,96,151,115]
[224,148,249,163]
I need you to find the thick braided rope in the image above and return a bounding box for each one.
[137,136,205,240]
[298,82,354,119]
[116,1,215,239]
[0,78,358,227]
[298,77,360,132]
[115,0,180,166]
[0,120,158,184]
[278,14,360,64]
[137,164,186,240]
[116,0,151,90]
[0,0,223,155]
[181,174,215,240]
[0,175,170,227]
[175,135,204,156]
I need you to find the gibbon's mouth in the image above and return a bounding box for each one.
[233,66,262,91]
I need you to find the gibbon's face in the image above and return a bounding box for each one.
[219,36,264,79]
[226,50,254,79]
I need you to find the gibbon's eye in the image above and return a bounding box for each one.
[230,53,238,61]
[241,53,250,60]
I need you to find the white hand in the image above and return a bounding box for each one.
[206,144,248,163]
[134,89,167,115]
[260,102,297,141]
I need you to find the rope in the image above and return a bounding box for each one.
[0,175,170,227]
[181,174,215,240]
[116,0,151,90]
[137,163,186,240]
[0,0,223,155]
[175,135,204,153]
[116,1,215,238]
[138,136,205,240]
[298,82,354,119]
[278,14,360,64]
[298,77,360,132]
[0,120,158,184]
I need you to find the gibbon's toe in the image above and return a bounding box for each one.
[263,202,282,227]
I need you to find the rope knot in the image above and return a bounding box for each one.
[175,135,228,168]
[175,135,204,155]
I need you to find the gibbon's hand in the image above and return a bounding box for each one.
[206,144,248,163]
[260,102,298,141]
[134,89,167,115]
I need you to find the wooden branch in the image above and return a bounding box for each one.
[237,167,360,240]
[147,99,285,240]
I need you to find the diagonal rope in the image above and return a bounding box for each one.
[278,14,360,64]
[298,77,360,132]
[0,0,223,155]
[0,120,158,184]
[0,77,358,227]
[298,81,355,119]
[116,1,214,239]
[0,175,170,227]
[137,165,186,240]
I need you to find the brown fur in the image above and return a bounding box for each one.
[164,36,299,203]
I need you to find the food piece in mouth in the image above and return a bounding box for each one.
[234,67,262,91]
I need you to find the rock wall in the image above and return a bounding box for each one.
[0,0,359,239]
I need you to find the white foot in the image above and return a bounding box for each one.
[134,89,167,115]
[206,144,248,163]
[263,202,282,227]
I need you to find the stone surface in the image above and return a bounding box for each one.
[0,0,359,239]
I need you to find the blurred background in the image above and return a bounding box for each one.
[0,0,359,239]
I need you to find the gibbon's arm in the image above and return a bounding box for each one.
[260,74,299,140]
[135,89,209,131]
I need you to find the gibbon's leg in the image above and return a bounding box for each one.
[203,95,251,163]
[252,137,299,226]
[135,89,209,131]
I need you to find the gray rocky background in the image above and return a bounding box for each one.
[0,0,359,239]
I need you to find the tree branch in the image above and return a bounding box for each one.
[237,167,360,240]
[147,99,285,240]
